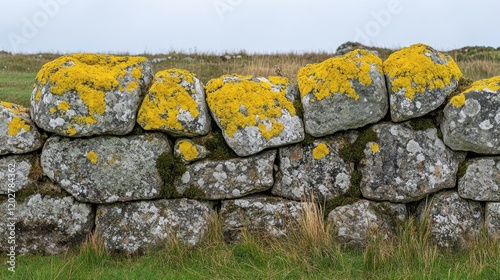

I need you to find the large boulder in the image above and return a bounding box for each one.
[31,54,153,137]
[174,150,276,200]
[41,133,170,203]
[298,49,388,137]
[327,200,406,247]
[0,101,43,155]
[458,157,500,201]
[0,194,94,254]
[441,76,500,154]
[0,154,39,194]
[137,69,211,137]
[95,199,212,254]
[220,196,310,242]
[384,44,462,122]
[205,75,304,157]
[272,134,355,202]
[485,203,500,237]
[360,122,463,203]
[418,191,483,249]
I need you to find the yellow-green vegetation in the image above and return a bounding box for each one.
[86,151,99,164]
[298,49,382,101]
[138,69,199,132]
[450,76,500,108]
[384,44,463,100]
[312,142,330,160]
[178,140,199,161]
[339,128,379,164]
[408,117,436,131]
[206,75,295,139]
[192,125,238,160]
[156,152,186,198]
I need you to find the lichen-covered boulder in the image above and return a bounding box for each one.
[137,69,211,137]
[441,76,500,154]
[205,75,304,157]
[31,54,153,137]
[272,133,355,202]
[418,191,483,249]
[0,154,39,194]
[95,199,212,254]
[0,194,94,254]
[41,133,170,203]
[0,101,43,155]
[360,122,463,203]
[220,196,310,242]
[327,200,406,247]
[485,203,500,237]
[298,49,388,137]
[384,44,462,122]
[173,139,208,163]
[174,150,276,200]
[458,157,500,201]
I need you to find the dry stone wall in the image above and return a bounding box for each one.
[2,44,500,254]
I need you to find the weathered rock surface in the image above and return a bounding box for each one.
[384,44,462,122]
[272,134,355,202]
[95,199,212,254]
[31,54,153,137]
[441,76,500,154]
[0,101,43,155]
[220,196,310,242]
[173,139,208,163]
[360,122,463,203]
[485,203,500,237]
[0,194,94,254]
[327,200,406,247]
[0,154,38,194]
[137,69,211,137]
[205,75,304,157]
[418,191,483,249]
[458,157,500,201]
[175,150,276,200]
[41,133,170,203]
[298,49,388,137]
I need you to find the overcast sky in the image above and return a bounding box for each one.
[1,0,499,54]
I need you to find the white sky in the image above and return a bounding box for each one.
[1,0,499,54]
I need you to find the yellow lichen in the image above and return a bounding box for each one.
[383,44,463,100]
[298,49,382,101]
[206,75,295,139]
[178,140,199,161]
[8,117,31,136]
[49,108,57,114]
[57,100,70,111]
[1,101,13,109]
[137,69,200,132]
[66,124,77,136]
[449,76,500,109]
[450,94,466,108]
[312,143,330,160]
[86,151,99,164]
[369,142,380,153]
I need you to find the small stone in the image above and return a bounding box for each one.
[458,157,500,201]
[173,139,208,163]
[0,154,39,194]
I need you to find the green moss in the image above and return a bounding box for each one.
[129,124,146,135]
[324,197,359,219]
[457,160,471,179]
[192,124,237,161]
[292,100,304,118]
[408,117,436,131]
[347,170,362,198]
[302,133,316,145]
[156,152,186,198]
[339,128,378,163]
[183,185,207,199]
[324,170,363,218]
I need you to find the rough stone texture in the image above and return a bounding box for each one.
[360,122,463,203]
[0,101,43,155]
[95,199,212,254]
[485,203,500,237]
[327,200,406,247]
[384,44,462,122]
[31,54,154,137]
[0,194,94,254]
[0,154,38,194]
[441,76,500,154]
[458,157,500,201]
[205,75,304,157]
[137,69,211,137]
[272,134,355,202]
[298,49,388,137]
[41,133,170,203]
[220,196,310,242]
[175,150,276,200]
[173,139,208,163]
[418,191,483,249]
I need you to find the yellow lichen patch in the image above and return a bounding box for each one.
[127,81,139,92]
[57,100,71,111]
[450,94,466,108]
[66,124,77,136]
[49,108,57,114]
[383,44,463,100]
[369,142,380,153]
[137,69,200,131]
[463,76,500,94]
[1,101,14,108]
[86,151,99,164]
[298,49,382,101]
[312,143,330,160]
[206,75,295,138]
[8,117,31,135]
[178,140,199,161]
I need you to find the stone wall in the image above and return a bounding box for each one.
[1,44,500,254]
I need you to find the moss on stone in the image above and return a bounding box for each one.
[302,133,316,145]
[292,100,304,118]
[183,185,207,199]
[408,117,436,131]
[324,170,363,218]
[192,125,237,161]
[347,170,362,198]
[339,128,378,163]
[156,152,186,198]
[457,160,471,179]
